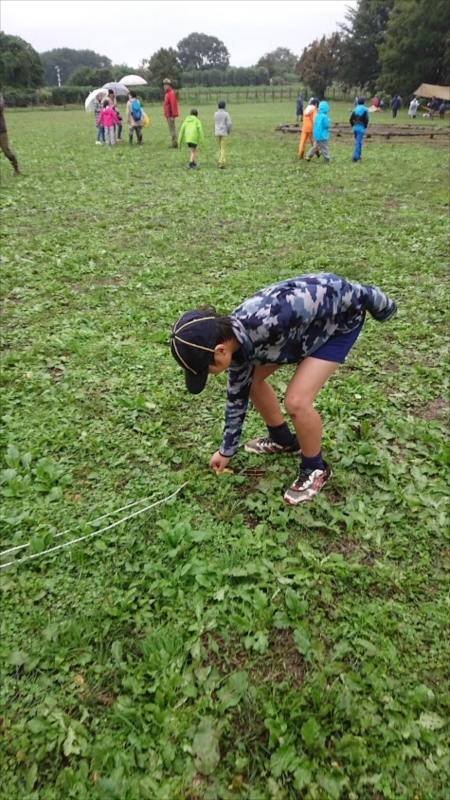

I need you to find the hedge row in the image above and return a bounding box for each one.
[1,85,164,107]
[2,84,360,109]
[1,88,39,107]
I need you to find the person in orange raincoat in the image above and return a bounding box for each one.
[298,97,319,159]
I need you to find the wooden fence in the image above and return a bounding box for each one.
[175,87,356,106]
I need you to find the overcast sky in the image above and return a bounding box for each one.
[2,0,356,68]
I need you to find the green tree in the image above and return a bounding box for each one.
[66,66,113,86]
[181,70,197,86]
[225,67,238,86]
[378,0,450,96]
[40,48,112,86]
[254,66,270,85]
[339,0,395,93]
[177,32,230,71]
[111,63,140,82]
[246,68,257,86]
[203,68,225,87]
[296,33,344,98]
[256,48,297,78]
[0,32,44,88]
[142,48,183,89]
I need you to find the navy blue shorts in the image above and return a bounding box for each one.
[310,319,364,364]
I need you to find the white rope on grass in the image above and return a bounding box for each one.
[0,482,188,570]
[1,494,159,558]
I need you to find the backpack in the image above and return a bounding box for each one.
[131,99,142,121]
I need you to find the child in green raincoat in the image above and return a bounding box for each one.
[178,109,205,169]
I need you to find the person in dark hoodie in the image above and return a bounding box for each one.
[391,94,401,118]
[296,92,304,124]
[427,97,439,119]
[350,96,369,162]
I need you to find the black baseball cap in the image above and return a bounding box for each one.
[170,310,216,394]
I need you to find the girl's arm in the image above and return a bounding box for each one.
[219,364,255,457]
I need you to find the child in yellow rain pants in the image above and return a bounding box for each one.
[298,97,318,159]
[214,100,232,169]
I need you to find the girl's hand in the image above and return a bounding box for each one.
[209,451,231,474]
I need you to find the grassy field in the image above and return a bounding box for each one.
[0,101,449,800]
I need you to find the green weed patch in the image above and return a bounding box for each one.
[0,103,449,799]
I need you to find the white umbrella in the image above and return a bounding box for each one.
[119,74,147,86]
[101,82,130,97]
[85,87,108,112]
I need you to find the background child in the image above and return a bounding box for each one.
[126,90,144,146]
[408,97,419,118]
[103,89,122,141]
[298,97,318,159]
[391,94,401,118]
[97,103,120,146]
[178,109,205,169]
[349,96,369,162]
[296,92,304,124]
[93,93,105,145]
[306,100,331,163]
[170,273,396,505]
[214,100,232,169]
[427,97,439,119]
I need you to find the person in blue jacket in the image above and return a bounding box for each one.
[170,273,396,505]
[350,97,369,162]
[305,100,331,163]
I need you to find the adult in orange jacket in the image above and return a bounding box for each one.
[298,98,319,159]
[163,78,179,148]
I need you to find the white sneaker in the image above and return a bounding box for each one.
[95,141,102,146]
[284,462,333,505]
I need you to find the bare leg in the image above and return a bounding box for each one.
[0,131,19,173]
[249,365,284,426]
[284,357,339,456]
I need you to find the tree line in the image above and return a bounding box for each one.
[0,1,448,99]
[297,0,449,99]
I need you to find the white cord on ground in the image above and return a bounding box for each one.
[0,494,157,558]
[0,482,188,570]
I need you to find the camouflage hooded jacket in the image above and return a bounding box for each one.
[219,273,396,457]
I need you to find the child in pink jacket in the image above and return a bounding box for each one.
[97,104,120,146]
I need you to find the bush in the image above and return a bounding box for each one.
[271,74,298,85]
[1,87,39,107]
[140,87,164,104]
[50,86,93,105]
[0,84,166,108]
